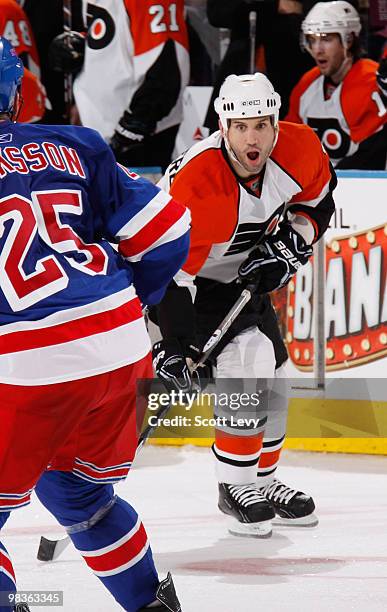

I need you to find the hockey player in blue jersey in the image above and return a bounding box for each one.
[0,37,189,612]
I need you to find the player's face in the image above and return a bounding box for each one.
[225,117,276,177]
[305,33,346,78]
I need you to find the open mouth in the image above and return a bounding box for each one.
[247,151,259,161]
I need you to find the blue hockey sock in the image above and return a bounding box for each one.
[36,471,159,612]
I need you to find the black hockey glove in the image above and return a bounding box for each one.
[376,57,387,101]
[152,339,210,397]
[49,31,86,74]
[110,112,156,162]
[238,224,313,293]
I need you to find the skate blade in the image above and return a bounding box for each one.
[227,518,272,538]
[272,513,319,527]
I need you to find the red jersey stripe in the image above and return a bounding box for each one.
[0,298,142,355]
[119,200,187,258]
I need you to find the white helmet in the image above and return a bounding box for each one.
[214,73,281,131]
[302,1,361,49]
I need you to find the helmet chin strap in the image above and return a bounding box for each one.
[224,134,247,173]
[331,53,353,84]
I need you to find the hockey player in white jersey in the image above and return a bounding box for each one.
[50,0,189,170]
[151,73,336,538]
[286,1,386,169]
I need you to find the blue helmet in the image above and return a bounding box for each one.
[0,36,24,114]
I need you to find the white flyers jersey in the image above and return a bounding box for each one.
[73,0,189,140]
[286,60,387,166]
[160,122,336,285]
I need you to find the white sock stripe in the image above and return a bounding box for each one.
[258,459,280,474]
[77,517,141,557]
[92,542,150,577]
[261,441,283,453]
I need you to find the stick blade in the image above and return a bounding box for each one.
[37,535,70,562]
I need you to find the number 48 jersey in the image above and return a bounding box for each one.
[286,59,387,168]
[0,121,190,385]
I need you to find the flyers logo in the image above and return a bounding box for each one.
[225,208,284,256]
[307,117,351,160]
[86,3,115,50]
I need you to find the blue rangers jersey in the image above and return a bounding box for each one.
[0,120,190,385]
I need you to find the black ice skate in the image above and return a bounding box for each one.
[218,483,275,538]
[259,478,318,527]
[138,572,182,611]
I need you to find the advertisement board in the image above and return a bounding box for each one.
[274,172,387,380]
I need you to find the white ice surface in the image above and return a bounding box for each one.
[3,447,387,612]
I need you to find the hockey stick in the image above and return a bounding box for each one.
[136,283,255,453]
[37,283,255,561]
[63,0,73,121]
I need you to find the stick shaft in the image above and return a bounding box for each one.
[138,283,255,448]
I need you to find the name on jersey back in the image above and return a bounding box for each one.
[0,140,86,179]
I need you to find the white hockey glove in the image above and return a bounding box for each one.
[238,223,313,293]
